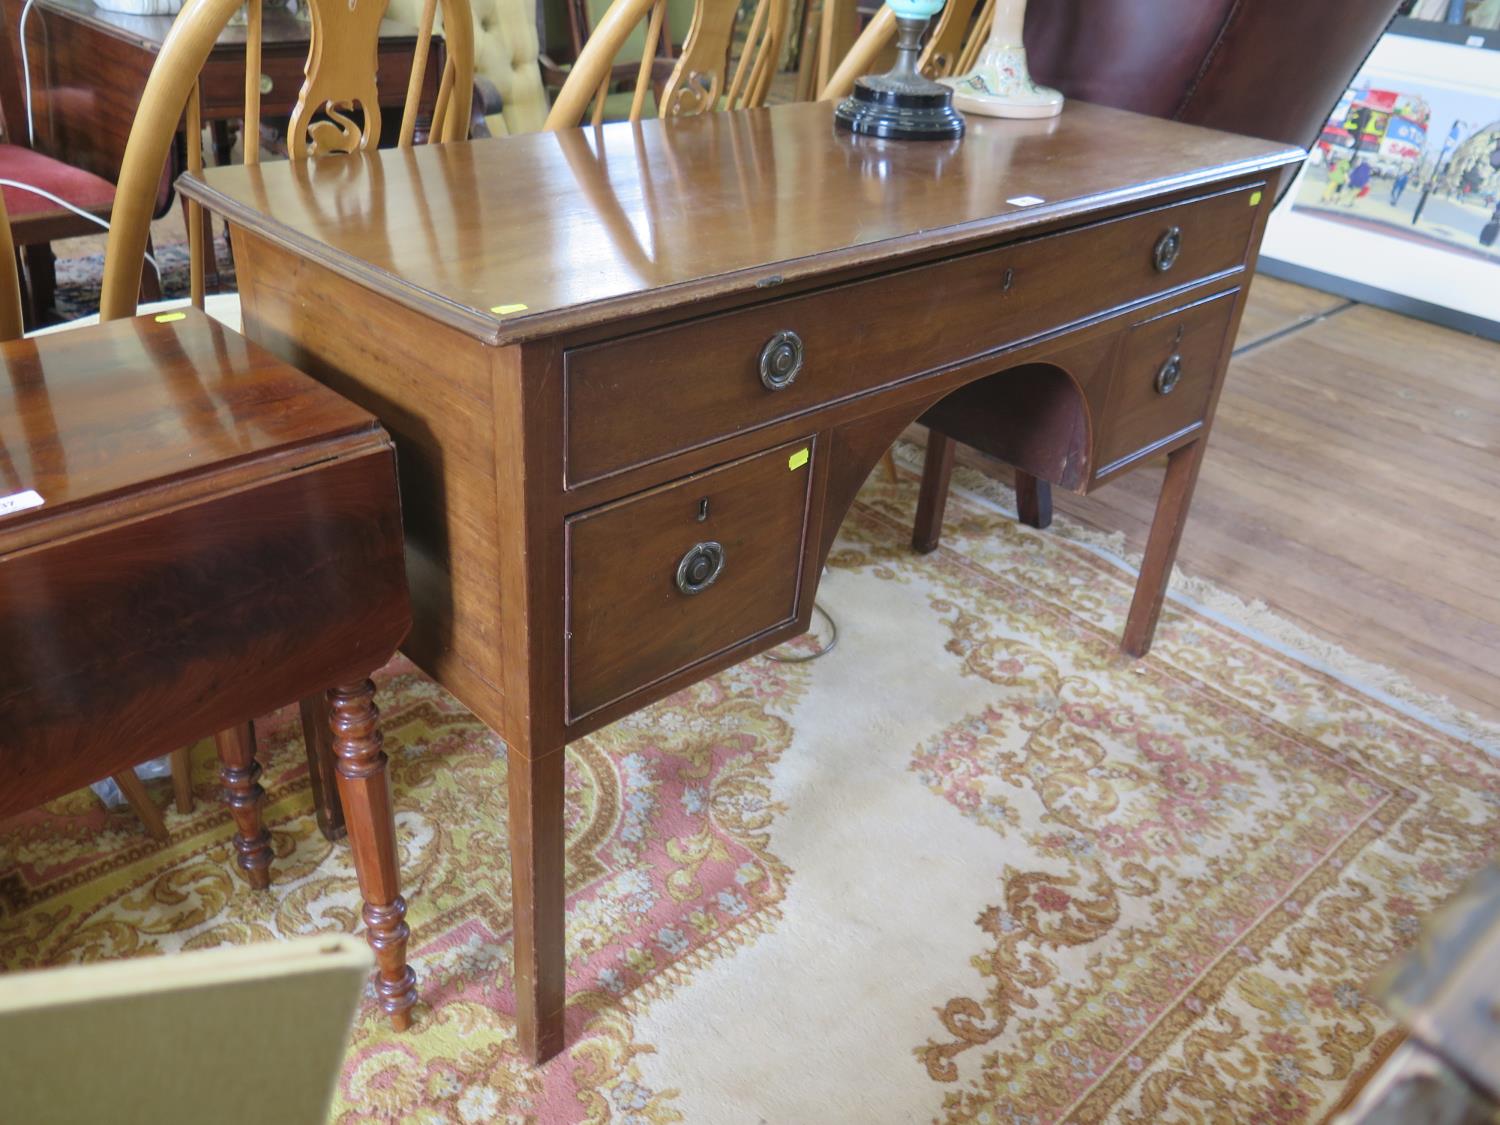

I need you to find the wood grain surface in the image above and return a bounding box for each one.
[184,100,1299,345]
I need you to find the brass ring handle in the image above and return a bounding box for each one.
[1153,226,1182,272]
[1155,354,1183,396]
[759,330,804,391]
[675,541,725,595]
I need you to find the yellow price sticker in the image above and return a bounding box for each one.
[1248,190,1263,207]
[490,303,529,315]
[787,447,809,471]
[153,311,187,323]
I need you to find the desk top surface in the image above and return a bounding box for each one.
[0,311,376,540]
[184,101,1302,347]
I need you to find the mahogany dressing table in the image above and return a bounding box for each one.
[179,101,1303,1062]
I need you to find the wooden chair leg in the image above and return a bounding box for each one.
[113,769,168,841]
[1122,439,1207,658]
[509,744,567,1063]
[881,446,899,484]
[911,428,955,554]
[299,691,347,841]
[1014,470,1053,529]
[170,745,194,814]
[140,235,163,303]
[329,680,417,1030]
[22,243,56,322]
[214,722,273,889]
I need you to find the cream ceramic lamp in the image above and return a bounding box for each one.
[944,0,1063,119]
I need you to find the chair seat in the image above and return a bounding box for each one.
[0,143,115,220]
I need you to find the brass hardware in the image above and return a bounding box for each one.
[1153,226,1182,272]
[759,330,804,391]
[1155,354,1183,395]
[1002,267,1014,291]
[259,74,274,96]
[675,541,725,595]
[696,498,709,522]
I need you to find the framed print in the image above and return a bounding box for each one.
[1259,28,1500,340]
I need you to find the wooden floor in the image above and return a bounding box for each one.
[930,275,1500,725]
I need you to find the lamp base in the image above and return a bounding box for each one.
[834,76,966,141]
[942,45,1064,119]
[834,13,965,141]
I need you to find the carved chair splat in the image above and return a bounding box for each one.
[545,0,791,128]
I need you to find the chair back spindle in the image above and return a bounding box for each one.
[546,0,789,129]
[0,191,23,342]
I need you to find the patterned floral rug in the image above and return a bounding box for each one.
[3,449,1497,1123]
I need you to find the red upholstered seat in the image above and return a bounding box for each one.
[0,142,115,219]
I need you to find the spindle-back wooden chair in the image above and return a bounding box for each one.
[99,0,475,321]
[544,0,791,128]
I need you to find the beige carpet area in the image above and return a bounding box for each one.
[2,448,1497,1123]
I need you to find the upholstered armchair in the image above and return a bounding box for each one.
[387,0,550,134]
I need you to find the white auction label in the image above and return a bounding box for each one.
[0,489,45,518]
[1007,195,1045,207]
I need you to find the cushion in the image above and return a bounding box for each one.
[0,144,115,219]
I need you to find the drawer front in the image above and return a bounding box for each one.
[565,437,815,721]
[1096,287,1240,473]
[200,45,428,116]
[565,183,1262,486]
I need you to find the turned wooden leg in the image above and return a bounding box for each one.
[22,244,56,322]
[215,722,273,889]
[509,747,567,1064]
[299,692,347,841]
[140,236,163,303]
[169,745,194,814]
[1014,470,1053,530]
[1122,439,1207,658]
[329,680,417,1031]
[113,769,168,841]
[912,429,956,554]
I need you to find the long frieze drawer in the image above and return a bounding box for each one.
[564,437,815,721]
[564,182,1263,486]
[1095,287,1240,475]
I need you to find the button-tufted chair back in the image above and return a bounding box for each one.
[387,0,550,135]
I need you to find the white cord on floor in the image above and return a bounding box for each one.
[0,178,162,281]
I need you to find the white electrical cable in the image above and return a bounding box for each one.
[19,0,37,146]
[0,179,163,280]
[8,3,164,295]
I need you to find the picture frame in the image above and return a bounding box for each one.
[1258,25,1500,341]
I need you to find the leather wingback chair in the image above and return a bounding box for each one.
[1023,0,1400,166]
[913,0,1402,607]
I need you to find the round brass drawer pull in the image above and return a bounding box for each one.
[675,541,725,595]
[1155,353,1183,396]
[1153,226,1182,272]
[759,330,804,390]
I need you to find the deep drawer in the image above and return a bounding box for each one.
[564,182,1263,486]
[1095,287,1240,474]
[564,437,815,721]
